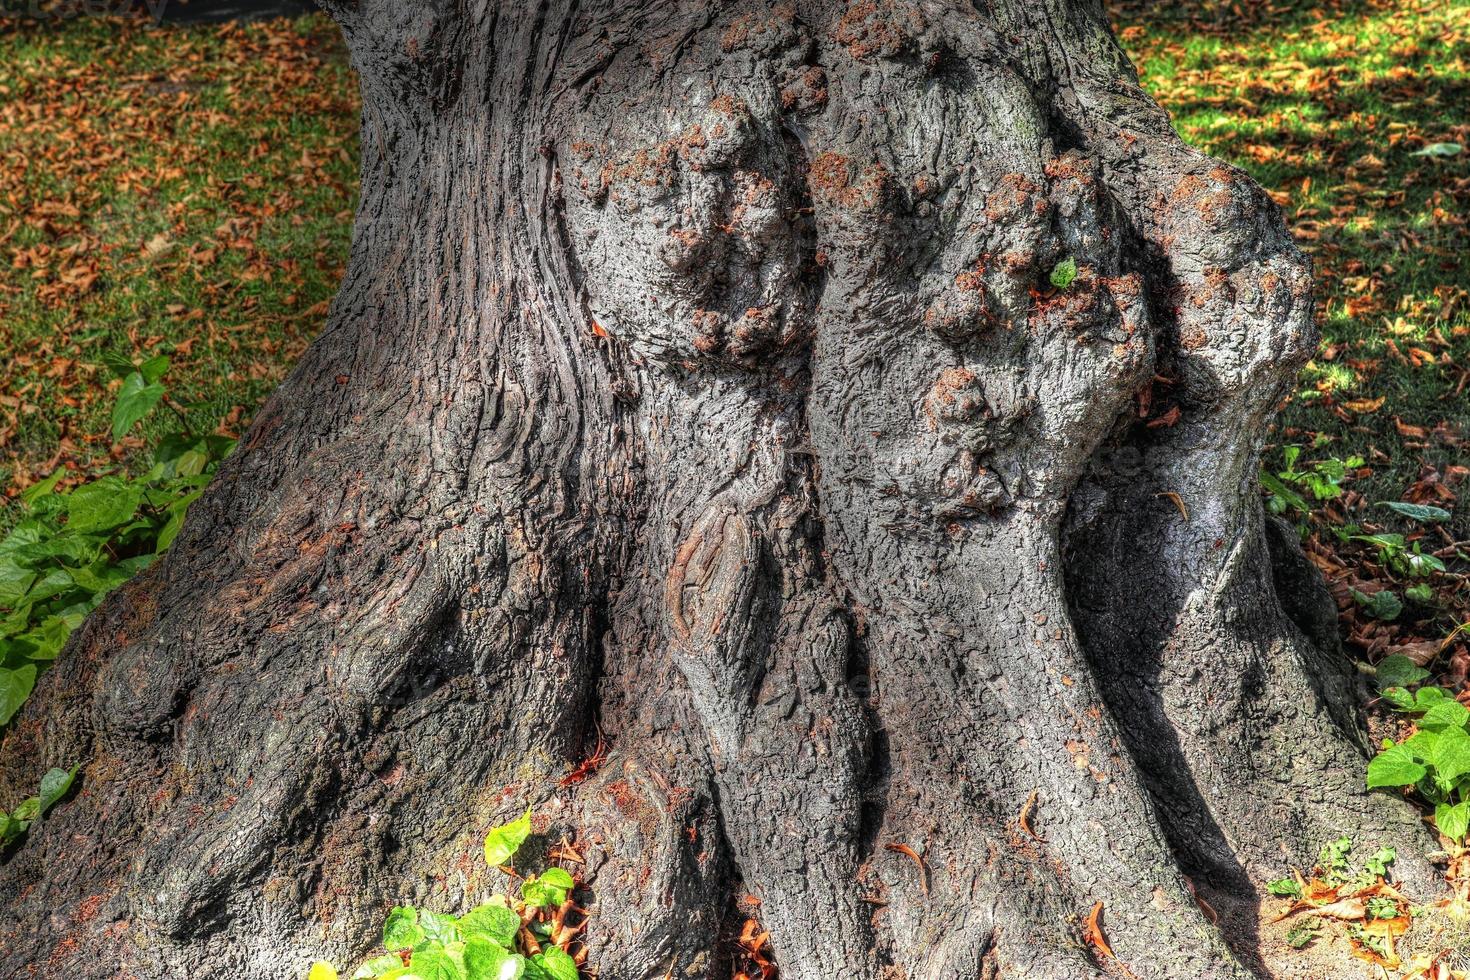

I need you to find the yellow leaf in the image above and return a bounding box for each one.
[308,962,338,980]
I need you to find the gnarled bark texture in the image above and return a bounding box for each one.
[0,2,1439,978]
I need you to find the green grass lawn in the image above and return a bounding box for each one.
[0,12,358,511]
[1114,0,1470,531]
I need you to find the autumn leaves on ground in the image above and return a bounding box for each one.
[0,1,1468,978]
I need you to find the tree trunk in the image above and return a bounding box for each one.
[0,2,1439,978]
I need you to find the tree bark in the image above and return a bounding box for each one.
[0,2,1439,978]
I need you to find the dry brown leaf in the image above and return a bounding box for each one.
[885,842,929,896]
[1084,901,1115,959]
[1156,491,1190,520]
[1018,789,1044,842]
[1308,897,1366,920]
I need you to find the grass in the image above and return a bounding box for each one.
[1112,0,1470,537]
[0,12,358,520]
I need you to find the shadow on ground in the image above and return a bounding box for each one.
[163,0,316,23]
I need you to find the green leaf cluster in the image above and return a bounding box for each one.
[353,902,574,980]
[1,764,78,846]
[1368,656,1470,841]
[1048,256,1078,290]
[1,355,233,729]
[312,811,582,980]
[1262,448,1364,516]
[1350,531,1447,580]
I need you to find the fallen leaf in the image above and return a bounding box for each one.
[1157,491,1190,520]
[885,842,928,896]
[1309,897,1366,920]
[1084,901,1117,960]
[1018,789,1044,842]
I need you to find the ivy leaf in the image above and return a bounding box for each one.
[1436,801,1470,842]
[483,809,532,868]
[419,909,460,946]
[1431,729,1470,785]
[1381,687,1417,711]
[540,867,574,891]
[66,477,144,534]
[383,906,426,951]
[1367,742,1428,788]
[110,372,166,443]
[0,665,37,725]
[464,937,524,980]
[1049,256,1078,289]
[1380,501,1452,523]
[1376,655,1430,691]
[38,764,79,815]
[0,558,36,606]
[0,812,22,846]
[1411,142,1463,158]
[409,945,467,980]
[1352,588,1402,622]
[458,903,520,948]
[349,954,405,978]
[1414,687,1451,711]
[1422,698,1470,733]
[534,947,578,980]
[521,867,574,908]
[1364,847,1396,878]
[1266,877,1303,898]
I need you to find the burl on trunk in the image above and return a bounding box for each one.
[0,2,1437,978]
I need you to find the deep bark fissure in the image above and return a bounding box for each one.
[0,3,1443,979]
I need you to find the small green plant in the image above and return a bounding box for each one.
[1266,876,1304,900]
[1285,920,1319,949]
[1266,839,1396,897]
[1261,447,1363,516]
[309,810,585,980]
[1347,921,1394,960]
[1048,256,1078,289]
[1317,835,1355,886]
[1379,502,1452,524]
[1405,582,1435,604]
[1350,532,1446,579]
[0,764,78,846]
[1367,655,1470,841]
[0,354,232,728]
[1268,839,1402,956]
[1350,586,1404,622]
[1365,895,1400,920]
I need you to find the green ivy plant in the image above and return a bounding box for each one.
[308,810,584,980]
[1261,446,1364,517]
[0,353,233,728]
[1351,532,1446,579]
[1,763,78,847]
[1264,837,1397,951]
[1048,256,1078,290]
[1266,836,1396,899]
[1367,654,1470,841]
